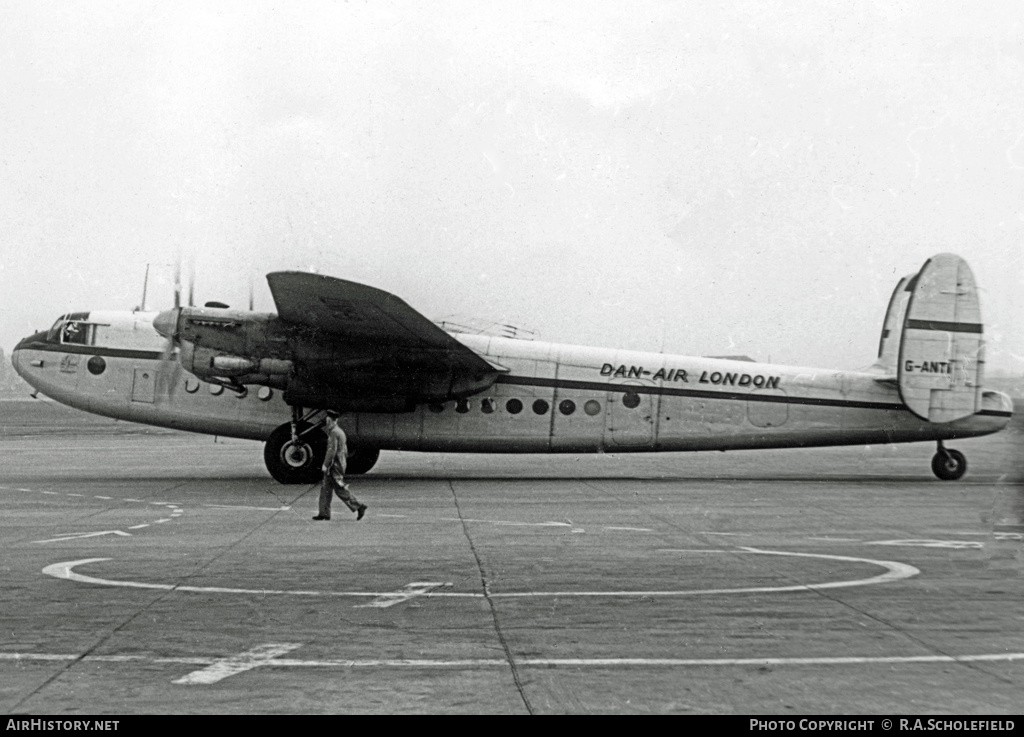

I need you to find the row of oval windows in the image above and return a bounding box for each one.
[430,392,642,416]
[184,378,273,400]
[182,378,644,415]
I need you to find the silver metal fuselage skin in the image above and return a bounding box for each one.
[11,312,1013,453]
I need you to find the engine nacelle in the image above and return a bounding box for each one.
[179,342,293,388]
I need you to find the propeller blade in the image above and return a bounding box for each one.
[174,259,181,310]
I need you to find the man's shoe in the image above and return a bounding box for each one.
[312,515,330,521]
[357,505,367,521]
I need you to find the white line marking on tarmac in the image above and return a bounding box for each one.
[807,537,861,542]
[494,521,573,528]
[203,504,292,512]
[42,548,919,600]
[376,514,407,518]
[32,531,132,544]
[94,496,112,500]
[128,524,149,530]
[865,539,984,550]
[3,650,1024,685]
[605,526,653,532]
[172,643,302,685]
[354,582,453,608]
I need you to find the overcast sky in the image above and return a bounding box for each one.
[2,1,1023,372]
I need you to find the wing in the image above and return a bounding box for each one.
[267,272,504,408]
[268,272,460,347]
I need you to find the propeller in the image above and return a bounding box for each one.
[152,257,186,400]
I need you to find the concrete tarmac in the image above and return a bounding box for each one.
[1,400,1022,714]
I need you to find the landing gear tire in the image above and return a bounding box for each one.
[346,446,380,475]
[931,448,967,481]
[264,422,326,484]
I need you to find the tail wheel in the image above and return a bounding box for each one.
[264,422,326,484]
[931,448,967,481]
[346,446,380,475]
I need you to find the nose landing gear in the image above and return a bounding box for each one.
[931,441,967,481]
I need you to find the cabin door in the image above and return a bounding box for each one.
[604,383,656,448]
[131,368,157,403]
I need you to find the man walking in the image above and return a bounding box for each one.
[312,411,367,521]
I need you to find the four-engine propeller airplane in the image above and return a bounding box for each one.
[11,253,1012,483]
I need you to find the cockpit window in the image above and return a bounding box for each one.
[46,313,98,346]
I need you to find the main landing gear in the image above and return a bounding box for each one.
[931,441,967,481]
[263,406,381,484]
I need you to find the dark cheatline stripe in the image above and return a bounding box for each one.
[978,409,1014,418]
[905,319,983,334]
[496,375,904,412]
[15,341,164,361]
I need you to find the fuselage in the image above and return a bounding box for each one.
[11,310,1013,453]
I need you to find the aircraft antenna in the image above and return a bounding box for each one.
[140,264,150,312]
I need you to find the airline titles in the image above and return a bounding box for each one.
[600,363,780,389]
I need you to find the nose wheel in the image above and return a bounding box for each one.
[931,442,967,481]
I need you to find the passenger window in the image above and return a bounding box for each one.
[506,399,523,415]
[533,399,549,415]
[481,398,495,414]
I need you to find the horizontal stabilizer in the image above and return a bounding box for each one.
[898,254,984,422]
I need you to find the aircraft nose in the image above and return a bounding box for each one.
[153,308,179,338]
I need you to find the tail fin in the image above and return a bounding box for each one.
[898,253,985,422]
[871,273,914,374]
